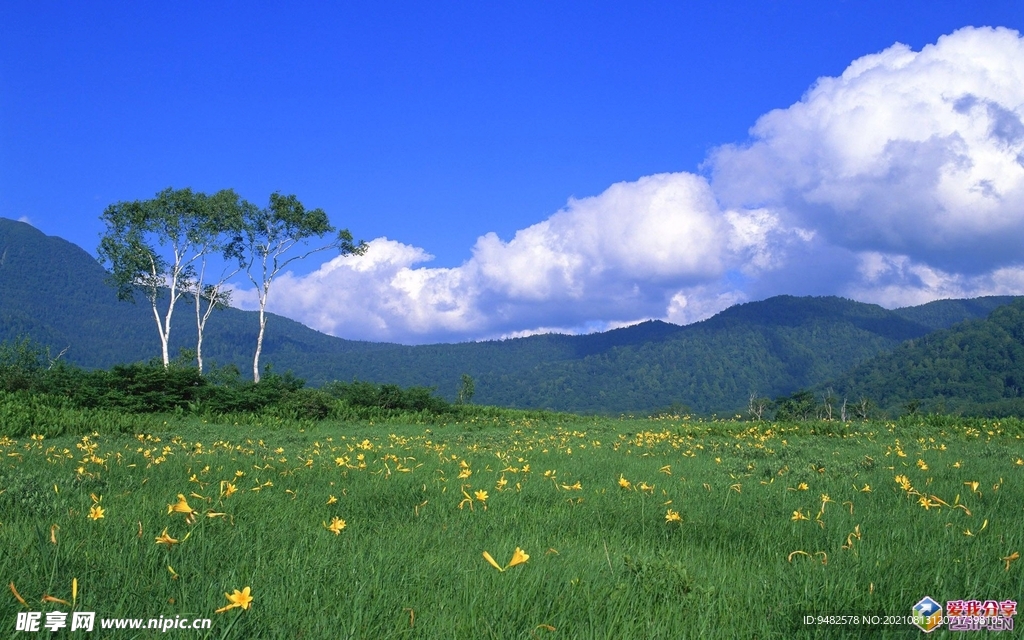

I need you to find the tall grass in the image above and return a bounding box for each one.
[1,414,1022,638]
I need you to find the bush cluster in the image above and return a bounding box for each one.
[0,337,458,425]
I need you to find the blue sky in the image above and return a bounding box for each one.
[3,2,1024,343]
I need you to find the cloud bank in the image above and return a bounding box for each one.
[238,26,1024,343]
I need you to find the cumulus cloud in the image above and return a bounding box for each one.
[711,26,1024,274]
[241,26,1024,343]
[241,172,786,342]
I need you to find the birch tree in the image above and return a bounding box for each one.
[243,192,366,382]
[186,190,249,373]
[98,187,247,368]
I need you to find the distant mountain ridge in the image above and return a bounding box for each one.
[822,298,1024,416]
[0,217,1018,413]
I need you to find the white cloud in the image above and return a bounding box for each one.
[242,173,784,343]
[843,252,1024,309]
[710,26,1024,273]
[241,26,1024,344]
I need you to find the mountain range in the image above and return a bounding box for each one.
[1,217,1020,415]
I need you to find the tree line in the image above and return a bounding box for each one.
[97,187,367,381]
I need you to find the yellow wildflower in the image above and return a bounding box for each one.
[508,547,529,568]
[1003,552,1020,571]
[665,509,682,523]
[324,517,347,535]
[618,475,631,490]
[9,582,27,606]
[88,505,105,521]
[482,548,530,571]
[167,494,196,516]
[482,551,503,572]
[791,510,809,521]
[215,587,253,613]
[154,528,179,544]
[474,490,489,502]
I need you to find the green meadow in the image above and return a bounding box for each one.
[2,412,1023,638]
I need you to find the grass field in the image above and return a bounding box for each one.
[2,412,1023,638]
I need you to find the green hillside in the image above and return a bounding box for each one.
[825,298,1024,416]
[0,217,1017,414]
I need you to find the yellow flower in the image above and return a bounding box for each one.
[326,495,338,505]
[223,482,237,498]
[665,509,682,523]
[791,510,809,521]
[458,468,472,479]
[474,490,488,502]
[167,494,196,516]
[797,482,808,491]
[965,481,980,493]
[1003,551,1020,571]
[88,505,105,520]
[482,551,503,572]
[324,517,347,535]
[9,581,28,606]
[560,481,582,491]
[215,587,253,613]
[154,528,179,546]
[618,475,631,490]
[916,459,929,471]
[482,548,530,571]
[918,496,937,510]
[859,484,871,493]
[508,547,529,568]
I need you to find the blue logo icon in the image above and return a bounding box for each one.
[913,596,943,632]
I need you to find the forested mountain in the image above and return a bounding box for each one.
[0,217,1018,414]
[823,298,1024,416]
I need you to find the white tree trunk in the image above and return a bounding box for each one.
[253,305,267,383]
[195,297,205,374]
[152,302,170,366]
